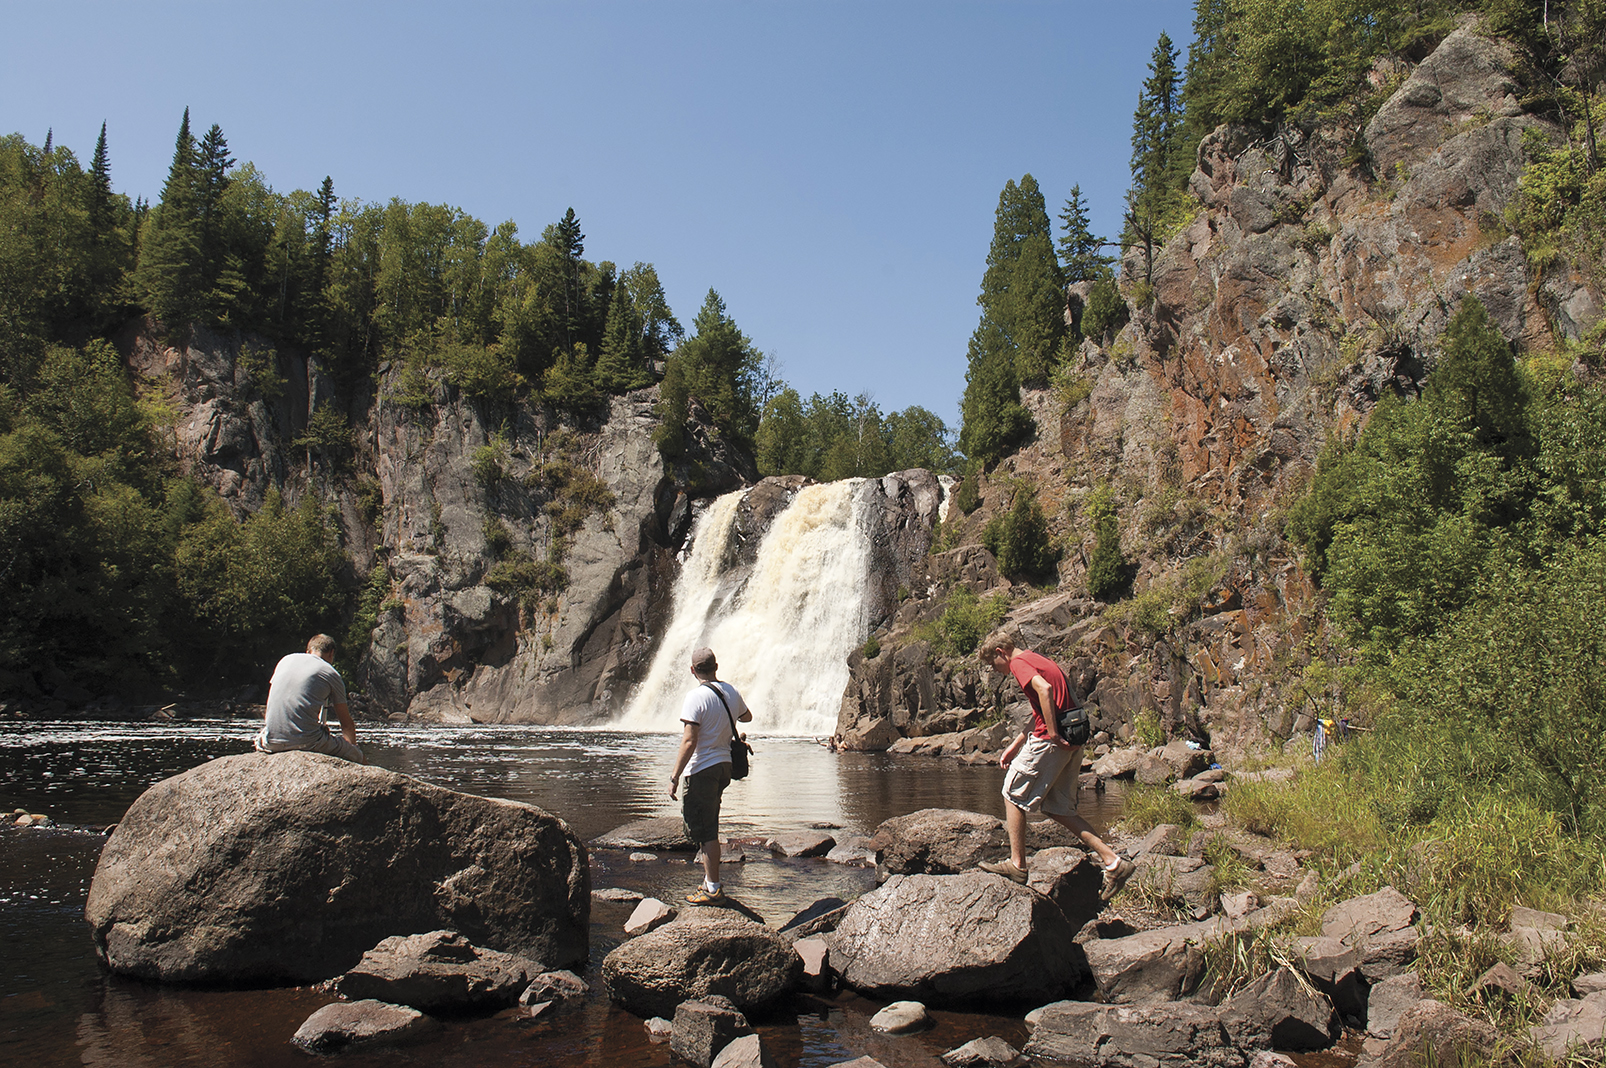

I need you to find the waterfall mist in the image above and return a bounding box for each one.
[618,480,873,736]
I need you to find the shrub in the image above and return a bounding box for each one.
[1117,783,1198,835]
[862,635,880,660]
[1081,277,1128,342]
[986,488,1060,583]
[936,586,1010,656]
[953,468,981,515]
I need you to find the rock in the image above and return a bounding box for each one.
[1321,886,1417,944]
[520,969,589,1005]
[601,907,803,1018]
[1574,971,1606,996]
[335,930,542,1012]
[794,938,831,993]
[592,816,696,852]
[940,1035,1025,1067]
[1173,777,1222,801]
[780,899,850,941]
[1289,936,1366,1018]
[1081,921,1212,1003]
[671,995,754,1068]
[85,752,588,983]
[870,1000,931,1034]
[1511,906,1567,931]
[827,1058,888,1068]
[1133,753,1176,785]
[1154,739,1212,779]
[1372,999,1499,1068]
[1472,960,1534,1001]
[1503,908,1568,972]
[831,872,1083,1005]
[625,898,677,935]
[1221,891,1260,921]
[1231,768,1294,784]
[1025,847,1104,932]
[867,808,1008,879]
[1024,1000,1257,1066]
[712,1033,774,1068]
[1356,926,1420,981]
[1248,1054,1297,1068]
[1365,972,1423,1037]
[520,1000,553,1020]
[645,1016,674,1038]
[290,999,437,1054]
[1091,749,1145,779]
[766,831,835,857]
[1138,824,1189,857]
[1533,990,1606,1060]
[1223,967,1338,1051]
[825,836,877,867]
[1131,854,1218,915]
[593,887,645,903]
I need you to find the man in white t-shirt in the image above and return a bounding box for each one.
[255,634,363,763]
[668,646,752,904]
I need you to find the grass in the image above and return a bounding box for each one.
[1116,783,1199,836]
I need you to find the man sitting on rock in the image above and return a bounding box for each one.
[255,634,363,763]
[977,628,1134,900]
[668,646,752,905]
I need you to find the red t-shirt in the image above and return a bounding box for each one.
[1009,650,1069,741]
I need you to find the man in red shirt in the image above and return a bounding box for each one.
[977,628,1135,900]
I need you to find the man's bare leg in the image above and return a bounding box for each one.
[1050,811,1120,868]
[700,840,721,889]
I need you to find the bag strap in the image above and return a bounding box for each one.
[703,681,739,737]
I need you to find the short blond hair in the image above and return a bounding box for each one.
[978,627,1018,664]
[306,634,338,659]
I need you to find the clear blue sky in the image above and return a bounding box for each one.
[4,1,1195,429]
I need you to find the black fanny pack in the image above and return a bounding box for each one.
[1057,703,1091,746]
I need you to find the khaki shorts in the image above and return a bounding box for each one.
[682,763,732,844]
[256,727,364,764]
[1002,736,1082,817]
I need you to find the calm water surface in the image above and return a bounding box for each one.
[0,719,1130,1067]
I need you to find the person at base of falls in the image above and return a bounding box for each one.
[976,628,1134,901]
[254,634,364,764]
[668,646,752,905]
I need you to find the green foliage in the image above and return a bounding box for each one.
[862,635,881,660]
[1086,486,1129,601]
[656,289,762,458]
[983,486,1060,583]
[1118,782,1200,834]
[934,586,1010,657]
[471,438,506,487]
[484,551,567,615]
[481,515,513,556]
[293,403,353,457]
[1133,708,1168,749]
[1057,183,1115,283]
[755,387,956,479]
[1126,32,1193,280]
[342,562,391,675]
[1080,277,1129,344]
[1515,95,1606,288]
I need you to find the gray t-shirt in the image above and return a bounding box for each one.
[263,653,348,746]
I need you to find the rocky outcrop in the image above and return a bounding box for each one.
[85,752,589,983]
[600,908,802,1018]
[830,872,1085,1005]
[866,808,1009,880]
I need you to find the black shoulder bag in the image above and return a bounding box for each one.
[704,682,752,780]
[1057,697,1092,747]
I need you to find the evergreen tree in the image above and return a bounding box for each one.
[655,288,761,456]
[1125,32,1188,285]
[1057,184,1113,283]
[554,207,584,349]
[88,123,113,232]
[134,109,203,330]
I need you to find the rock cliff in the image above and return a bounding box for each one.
[837,22,1603,755]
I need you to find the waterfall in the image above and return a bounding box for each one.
[618,480,874,736]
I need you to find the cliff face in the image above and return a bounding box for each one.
[838,23,1603,755]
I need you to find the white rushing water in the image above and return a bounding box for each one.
[617,480,874,736]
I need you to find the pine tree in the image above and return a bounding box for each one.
[88,122,113,232]
[1125,32,1187,285]
[1057,184,1113,283]
[195,123,234,297]
[134,109,203,331]
[554,207,584,349]
[655,289,761,456]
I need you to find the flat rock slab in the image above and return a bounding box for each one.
[1366,972,1423,1037]
[825,837,877,867]
[867,809,1007,878]
[1082,920,1216,1003]
[1533,990,1606,1060]
[1321,886,1416,944]
[712,1032,774,1068]
[940,1035,1024,1066]
[336,930,542,1012]
[291,999,437,1054]
[593,887,645,903]
[85,752,589,983]
[593,816,696,852]
[871,1000,931,1034]
[767,831,835,857]
[831,872,1083,1005]
[602,907,803,1018]
[625,898,677,935]
[1024,1000,1259,1066]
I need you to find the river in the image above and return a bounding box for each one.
[0,718,1130,1067]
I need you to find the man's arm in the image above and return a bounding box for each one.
[999,730,1028,769]
[332,703,356,746]
[1031,674,1069,746]
[669,721,698,799]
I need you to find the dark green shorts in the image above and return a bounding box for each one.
[682,763,732,844]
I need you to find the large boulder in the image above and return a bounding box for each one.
[290,999,438,1054]
[1082,921,1213,1003]
[601,908,802,1018]
[84,752,589,983]
[1222,967,1338,1051]
[335,930,541,1011]
[1024,1000,1260,1066]
[831,872,1084,1005]
[1026,847,1104,931]
[1371,999,1499,1068]
[867,808,1008,880]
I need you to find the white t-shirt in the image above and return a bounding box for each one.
[263,653,348,747]
[680,681,749,776]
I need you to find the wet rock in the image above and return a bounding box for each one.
[794,938,831,993]
[832,872,1083,1005]
[625,898,676,935]
[1024,1000,1259,1065]
[335,930,542,1012]
[671,995,753,1068]
[940,1035,1025,1066]
[826,1057,888,1068]
[290,999,437,1054]
[871,1000,931,1034]
[593,887,645,903]
[765,831,835,857]
[593,816,696,852]
[630,852,659,862]
[1372,999,1498,1068]
[1223,967,1338,1051]
[867,808,1008,880]
[85,752,588,983]
[520,969,589,1005]
[1533,990,1606,1060]
[779,897,849,940]
[601,908,802,1018]
[825,836,877,867]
